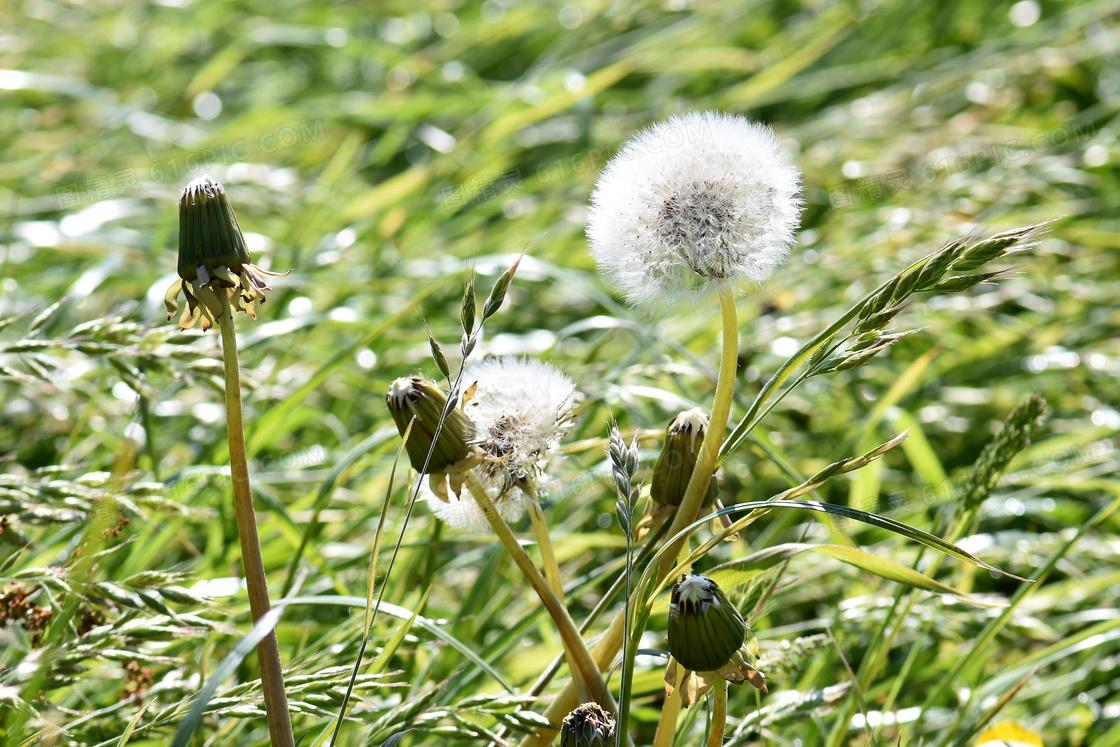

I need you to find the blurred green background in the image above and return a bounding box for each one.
[1,0,1119,745]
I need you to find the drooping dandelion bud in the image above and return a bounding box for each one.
[668,574,745,672]
[560,702,616,747]
[421,357,575,533]
[587,111,802,311]
[651,408,717,508]
[165,175,288,331]
[665,574,767,707]
[386,377,475,474]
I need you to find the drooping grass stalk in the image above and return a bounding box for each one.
[527,497,565,602]
[708,678,728,747]
[717,221,1054,466]
[523,290,739,746]
[217,292,295,747]
[464,472,613,710]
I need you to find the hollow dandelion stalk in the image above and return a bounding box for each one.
[524,112,797,743]
[171,175,294,747]
[462,470,614,710]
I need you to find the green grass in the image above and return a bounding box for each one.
[1,0,1119,745]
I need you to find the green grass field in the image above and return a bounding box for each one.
[2,0,1119,745]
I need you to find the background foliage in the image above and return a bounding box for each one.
[1,0,1118,745]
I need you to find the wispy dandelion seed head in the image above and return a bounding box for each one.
[424,356,576,532]
[587,111,803,310]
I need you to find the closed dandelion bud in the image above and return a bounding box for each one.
[651,408,717,508]
[560,702,616,747]
[386,377,475,473]
[165,175,288,331]
[668,574,746,673]
[176,175,252,282]
[664,574,768,705]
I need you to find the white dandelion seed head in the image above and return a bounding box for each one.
[587,111,803,311]
[425,356,577,533]
[465,356,576,496]
[421,477,526,534]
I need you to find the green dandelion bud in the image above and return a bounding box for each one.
[668,574,746,673]
[560,702,616,747]
[651,408,718,508]
[165,174,288,331]
[386,377,476,473]
[664,574,768,705]
[176,175,251,282]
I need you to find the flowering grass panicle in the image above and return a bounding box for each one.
[424,356,576,532]
[587,111,802,310]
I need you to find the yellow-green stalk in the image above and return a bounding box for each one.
[464,471,613,711]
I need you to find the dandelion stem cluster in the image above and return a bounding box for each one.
[366,112,1052,747]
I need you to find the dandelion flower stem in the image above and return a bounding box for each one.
[659,290,739,575]
[464,472,610,711]
[522,291,739,747]
[218,291,295,747]
[527,497,565,603]
[652,664,683,747]
[708,678,729,747]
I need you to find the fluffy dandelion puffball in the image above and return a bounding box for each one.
[424,356,576,532]
[587,111,803,310]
